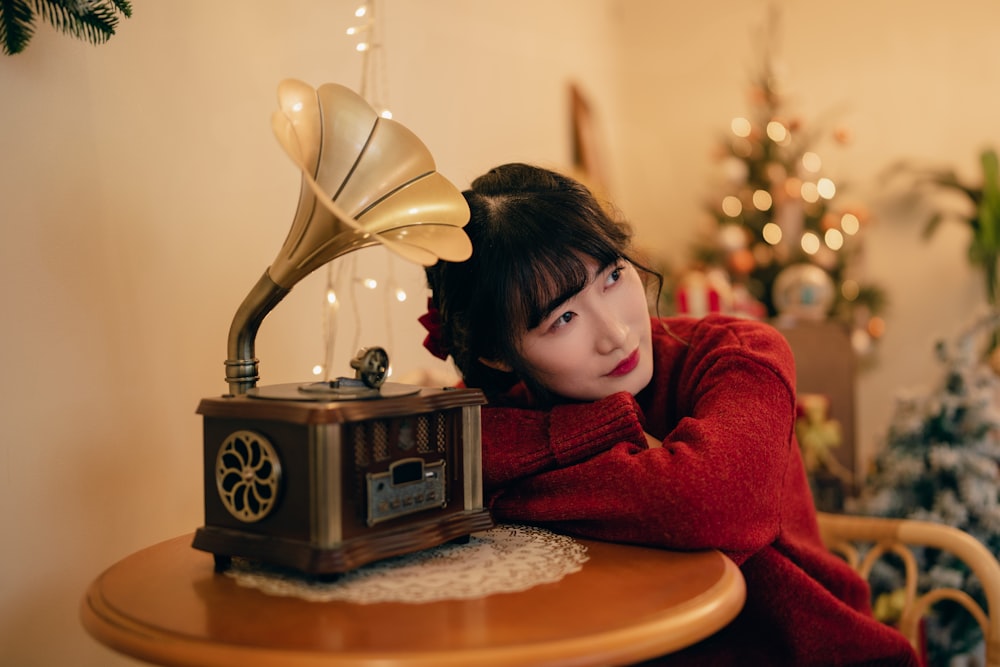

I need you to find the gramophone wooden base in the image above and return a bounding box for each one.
[193,508,494,575]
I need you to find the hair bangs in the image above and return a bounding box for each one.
[501,238,623,335]
[511,247,590,332]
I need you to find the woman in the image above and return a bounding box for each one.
[422,163,918,666]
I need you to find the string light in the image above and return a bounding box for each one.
[731,117,752,138]
[800,181,819,203]
[721,195,743,217]
[752,189,773,211]
[316,1,396,380]
[319,260,345,381]
[351,1,392,118]
[841,279,860,301]
[841,213,860,235]
[801,152,822,172]
[762,222,783,245]
[817,177,836,199]
[766,120,788,143]
[800,231,821,255]
[824,228,844,251]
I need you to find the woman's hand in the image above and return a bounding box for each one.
[644,431,662,449]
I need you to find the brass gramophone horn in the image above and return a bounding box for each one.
[225,79,471,395]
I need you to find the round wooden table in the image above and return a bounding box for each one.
[81,532,745,667]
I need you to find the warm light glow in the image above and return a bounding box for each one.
[825,228,844,250]
[312,365,324,376]
[732,138,753,158]
[356,42,369,52]
[766,121,788,143]
[355,5,367,17]
[801,152,822,172]
[801,231,821,254]
[762,222,783,245]
[346,26,358,35]
[362,278,377,289]
[326,289,338,305]
[719,223,747,251]
[784,177,802,198]
[868,316,886,339]
[395,288,407,302]
[752,189,773,211]
[800,181,819,203]
[841,213,860,235]
[291,102,303,112]
[817,177,836,199]
[841,279,860,301]
[731,117,752,137]
[753,242,774,265]
[380,109,393,119]
[721,195,743,217]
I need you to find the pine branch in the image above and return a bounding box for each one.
[33,0,115,46]
[109,0,131,18]
[0,0,35,55]
[1,0,132,54]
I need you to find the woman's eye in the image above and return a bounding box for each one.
[607,264,625,286]
[550,311,575,330]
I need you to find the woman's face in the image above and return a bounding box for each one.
[516,257,654,401]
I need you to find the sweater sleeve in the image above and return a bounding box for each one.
[486,320,799,565]
[480,391,649,491]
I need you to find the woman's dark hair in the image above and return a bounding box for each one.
[425,163,660,402]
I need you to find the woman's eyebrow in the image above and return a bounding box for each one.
[538,259,614,321]
[540,288,580,321]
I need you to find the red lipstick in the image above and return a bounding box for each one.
[608,349,639,377]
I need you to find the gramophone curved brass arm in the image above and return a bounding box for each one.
[225,272,290,396]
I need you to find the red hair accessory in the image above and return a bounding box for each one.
[419,298,448,360]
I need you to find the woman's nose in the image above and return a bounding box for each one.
[595,311,628,354]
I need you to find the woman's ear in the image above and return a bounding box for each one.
[478,357,513,373]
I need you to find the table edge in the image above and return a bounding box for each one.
[80,538,746,667]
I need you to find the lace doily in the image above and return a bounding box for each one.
[225,524,589,604]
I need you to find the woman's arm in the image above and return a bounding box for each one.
[481,390,649,490]
[487,352,797,564]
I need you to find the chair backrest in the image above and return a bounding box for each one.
[817,511,1000,666]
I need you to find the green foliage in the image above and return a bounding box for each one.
[1,0,132,56]
[890,148,1000,307]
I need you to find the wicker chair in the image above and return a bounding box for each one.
[817,511,1000,666]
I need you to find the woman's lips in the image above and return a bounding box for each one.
[608,349,639,377]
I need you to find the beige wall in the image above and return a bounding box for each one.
[1,1,997,664]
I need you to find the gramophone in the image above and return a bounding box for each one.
[192,79,493,576]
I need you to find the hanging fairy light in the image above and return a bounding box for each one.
[800,231,821,255]
[766,120,789,144]
[752,189,773,211]
[348,1,392,119]
[721,195,743,217]
[316,0,397,380]
[762,222,783,245]
[731,117,752,137]
[841,212,860,235]
[801,151,822,172]
[800,181,820,203]
[817,177,836,199]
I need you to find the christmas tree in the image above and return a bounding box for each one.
[680,12,886,357]
[849,313,1000,664]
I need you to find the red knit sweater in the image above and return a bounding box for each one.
[480,314,919,666]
